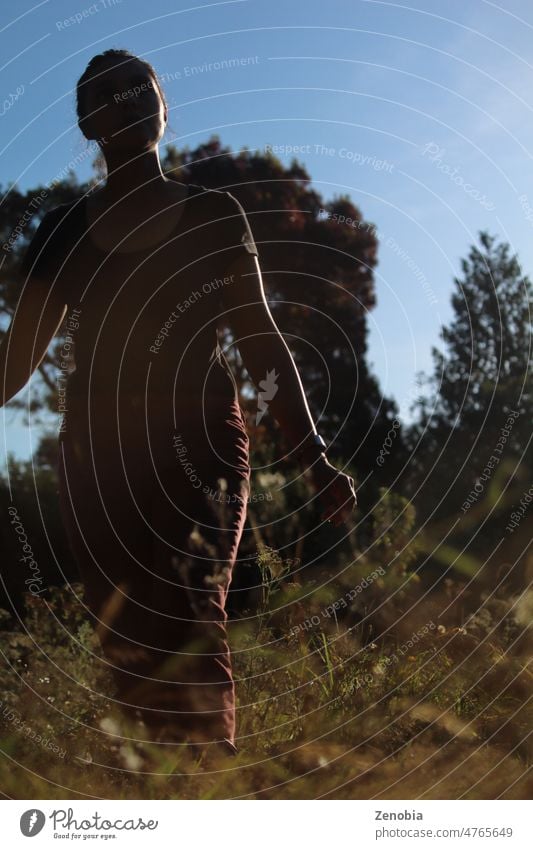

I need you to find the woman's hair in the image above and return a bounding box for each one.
[76,48,168,140]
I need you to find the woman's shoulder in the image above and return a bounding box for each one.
[186,182,240,206]
[187,183,253,228]
[185,183,258,256]
[37,197,84,237]
[18,198,84,281]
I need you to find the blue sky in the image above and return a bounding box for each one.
[2,0,533,466]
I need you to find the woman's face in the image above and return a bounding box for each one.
[83,58,167,152]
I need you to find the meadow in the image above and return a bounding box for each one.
[1,537,530,800]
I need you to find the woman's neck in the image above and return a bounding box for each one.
[98,147,170,202]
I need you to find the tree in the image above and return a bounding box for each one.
[1,135,402,497]
[165,136,405,499]
[407,232,532,556]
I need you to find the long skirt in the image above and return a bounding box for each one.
[56,391,250,751]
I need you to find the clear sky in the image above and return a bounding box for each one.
[2,0,532,467]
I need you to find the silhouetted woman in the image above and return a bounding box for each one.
[0,49,356,757]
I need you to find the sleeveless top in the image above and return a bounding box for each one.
[18,183,259,442]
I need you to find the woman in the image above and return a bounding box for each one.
[0,49,356,758]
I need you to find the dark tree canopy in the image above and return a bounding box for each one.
[165,137,403,493]
[1,135,401,495]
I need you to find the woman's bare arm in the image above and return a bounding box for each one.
[222,251,357,525]
[0,277,67,407]
[222,252,319,457]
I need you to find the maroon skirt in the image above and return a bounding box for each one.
[57,390,250,748]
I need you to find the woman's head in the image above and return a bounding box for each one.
[76,49,168,151]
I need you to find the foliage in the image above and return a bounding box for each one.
[0,453,78,616]
[0,536,530,800]
[406,232,532,565]
[1,141,531,802]
[0,135,403,492]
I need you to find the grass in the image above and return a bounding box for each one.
[0,545,531,800]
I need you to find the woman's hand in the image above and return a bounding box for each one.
[307,454,357,528]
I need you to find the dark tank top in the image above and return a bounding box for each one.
[18,182,259,443]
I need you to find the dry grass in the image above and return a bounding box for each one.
[0,544,531,800]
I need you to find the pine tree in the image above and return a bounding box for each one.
[407,232,532,544]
